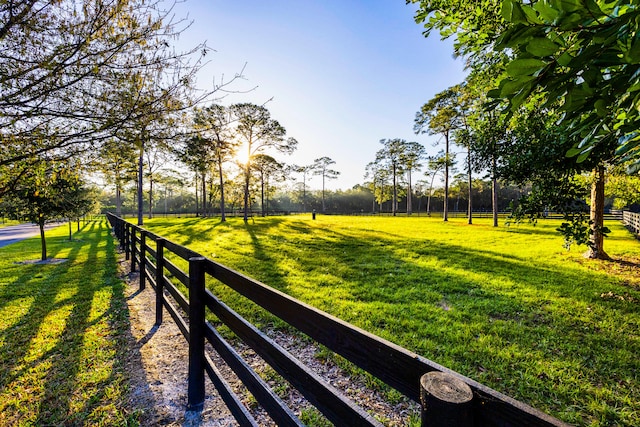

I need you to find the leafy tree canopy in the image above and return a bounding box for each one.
[490,0,640,171]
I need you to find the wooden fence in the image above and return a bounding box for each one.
[106,213,568,427]
[623,211,640,236]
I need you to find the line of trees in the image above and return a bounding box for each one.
[97,175,533,217]
[3,1,639,262]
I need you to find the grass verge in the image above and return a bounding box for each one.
[0,219,136,426]
[141,214,640,427]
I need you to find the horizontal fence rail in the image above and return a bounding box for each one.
[106,212,568,427]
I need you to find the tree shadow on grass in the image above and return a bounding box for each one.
[0,220,141,425]
[0,239,83,400]
[231,222,639,424]
[138,216,639,424]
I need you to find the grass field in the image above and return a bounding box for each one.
[0,220,135,426]
[140,214,640,427]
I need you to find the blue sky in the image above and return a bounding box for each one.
[172,1,467,190]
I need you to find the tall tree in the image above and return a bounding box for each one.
[192,104,237,221]
[312,157,340,213]
[230,103,297,222]
[292,164,315,213]
[415,89,462,221]
[422,153,448,216]
[365,161,391,213]
[144,143,171,219]
[252,154,285,217]
[466,112,506,227]
[177,136,214,217]
[376,139,409,216]
[401,142,426,215]
[97,138,137,217]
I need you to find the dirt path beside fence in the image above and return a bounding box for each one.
[123,267,237,426]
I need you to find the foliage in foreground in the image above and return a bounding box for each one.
[142,215,640,426]
[0,221,136,426]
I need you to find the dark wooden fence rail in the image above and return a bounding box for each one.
[106,213,568,427]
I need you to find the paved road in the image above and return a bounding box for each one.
[0,223,62,248]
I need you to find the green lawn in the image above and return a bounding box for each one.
[0,219,135,426]
[141,214,640,427]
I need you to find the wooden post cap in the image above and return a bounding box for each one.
[421,371,473,403]
[420,372,474,426]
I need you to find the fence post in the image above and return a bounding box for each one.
[130,227,137,272]
[420,372,473,427]
[155,238,165,326]
[139,230,146,291]
[187,256,206,411]
[124,222,130,260]
[114,218,122,249]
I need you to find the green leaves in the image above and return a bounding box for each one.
[502,0,543,24]
[501,0,527,23]
[506,58,547,76]
[525,37,560,56]
[492,0,640,169]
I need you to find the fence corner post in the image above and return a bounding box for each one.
[155,238,165,326]
[187,256,206,411]
[420,371,474,427]
[139,230,146,291]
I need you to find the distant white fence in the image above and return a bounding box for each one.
[623,211,640,236]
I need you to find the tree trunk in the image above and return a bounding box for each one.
[392,165,397,217]
[39,219,47,261]
[492,176,499,227]
[372,181,376,213]
[302,179,307,213]
[218,159,226,222]
[492,154,499,227]
[260,173,266,217]
[194,173,199,216]
[243,164,251,222]
[443,134,449,222]
[201,172,206,217]
[148,178,153,219]
[584,165,610,259]
[137,146,144,226]
[265,178,270,216]
[407,170,413,215]
[322,174,326,213]
[467,150,472,225]
[115,185,122,217]
[68,220,72,241]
